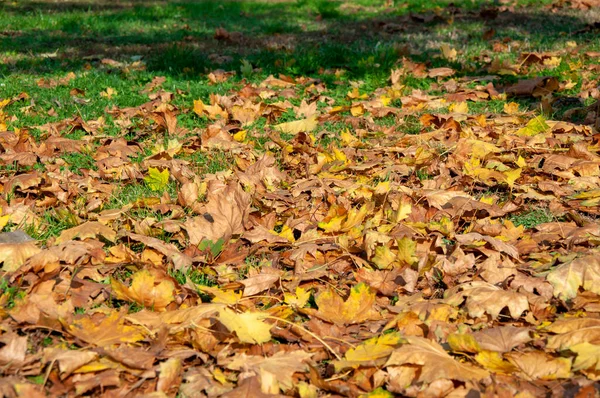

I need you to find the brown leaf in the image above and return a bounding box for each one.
[184,182,251,245]
[472,326,532,353]
[55,221,117,244]
[226,351,313,392]
[68,311,145,347]
[385,336,489,382]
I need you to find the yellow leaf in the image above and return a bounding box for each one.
[516,116,550,136]
[449,102,468,114]
[197,285,242,305]
[217,307,272,344]
[475,350,517,373]
[347,87,368,100]
[284,287,310,308]
[395,200,412,222]
[570,343,600,371]
[144,167,170,191]
[274,116,318,134]
[351,104,364,116]
[516,155,527,168]
[68,311,145,347]
[111,270,175,311]
[333,332,403,371]
[341,129,360,147]
[0,214,10,231]
[440,44,458,61]
[372,245,397,270]
[447,333,480,354]
[312,283,380,325]
[100,87,117,99]
[503,168,522,188]
[233,129,247,142]
[504,102,520,114]
[397,237,418,266]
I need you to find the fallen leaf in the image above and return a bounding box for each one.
[218,307,272,344]
[385,336,489,382]
[111,269,175,311]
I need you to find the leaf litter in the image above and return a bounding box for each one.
[1,2,600,397]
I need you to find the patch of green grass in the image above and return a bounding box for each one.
[61,152,97,175]
[510,208,554,229]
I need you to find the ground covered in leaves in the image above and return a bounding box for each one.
[1,0,600,396]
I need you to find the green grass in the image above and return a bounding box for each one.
[510,208,555,229]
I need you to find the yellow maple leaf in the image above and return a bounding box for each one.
[312,283,380,325]
[217,307,272,344]
[111,270,175,311]
[333,332,404,371]
[284,287,310,308]
[504,102,520,114]
[449,101,469,114]
[144,167,170,192]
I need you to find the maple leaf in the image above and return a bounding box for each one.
[55,221,117,244]
[274,116,318,134]
[333,332,404,371]
[184,182,251,245]
[217,307,272,344]
[67,311,145,347]
[226,350,313,392]
[445,282,529,320]
[144,167,170,191]
[505,351,571,380]
[385,336,489,382]
[546,255,600,300]
[111,269,175,311]
[309,283,380,325]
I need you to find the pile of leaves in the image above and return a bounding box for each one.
[2,2,600,398]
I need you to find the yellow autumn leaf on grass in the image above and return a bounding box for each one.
[274,116,318,134]
[449,101,468,114]
[312,283,380,325]
[111,270,175,311]
[440,44,458,60]
[100,87,117,98]
[504,102,520,114]
[144,167,169,191]
[217,307,272,344]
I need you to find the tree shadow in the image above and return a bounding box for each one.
[0,0,596,80]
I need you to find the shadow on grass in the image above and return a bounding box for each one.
[0,0,596,80]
